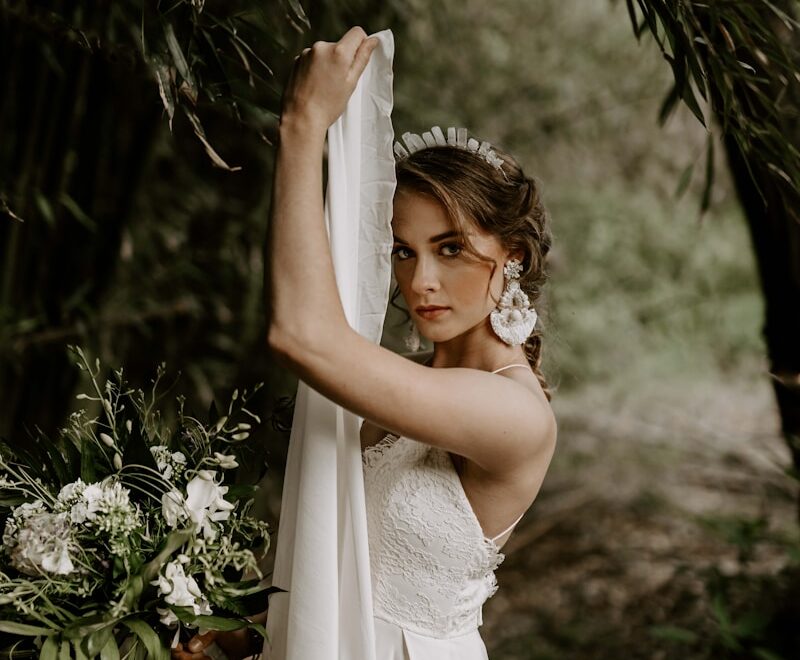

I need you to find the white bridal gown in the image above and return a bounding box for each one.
[362,365,528,660]
[264,28,523,660]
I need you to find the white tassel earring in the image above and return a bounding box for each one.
[490,258,538,346]
[404,319,421,352]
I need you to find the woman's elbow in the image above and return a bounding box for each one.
[267,324,298,364]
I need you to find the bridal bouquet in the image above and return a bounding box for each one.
[0,347,274,659]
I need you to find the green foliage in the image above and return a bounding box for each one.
[0,348,272,659]
[623,0,800,215]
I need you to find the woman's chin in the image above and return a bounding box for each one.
[416,326,455,344]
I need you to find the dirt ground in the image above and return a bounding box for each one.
[482,360,798,659]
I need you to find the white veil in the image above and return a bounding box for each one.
[264,29,397,660]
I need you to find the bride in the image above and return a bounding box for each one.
[173,26,557,660]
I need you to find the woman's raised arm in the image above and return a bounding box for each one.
[264,28,555,478]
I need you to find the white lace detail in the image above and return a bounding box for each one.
[362,435,506,638]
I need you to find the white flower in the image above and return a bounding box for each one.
[68,499,91,525]
[150,446,186,481]
[40,538,75,575]
[161,490,188,528]
[212,452,238,469]
[184,471,235,541]
[9,511,76,576]
[151,560,213,617]
[57,480,141,549]
[157,606,180,628]
[56,479,87,505]
[81,484,105,521]
[3,500,46,549]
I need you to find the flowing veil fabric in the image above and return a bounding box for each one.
[265,30,396,660]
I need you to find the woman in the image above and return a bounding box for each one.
[173,26,557,660]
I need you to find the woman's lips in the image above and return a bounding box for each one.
[416,307,450,320]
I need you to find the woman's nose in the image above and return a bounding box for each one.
[410,258,440,294]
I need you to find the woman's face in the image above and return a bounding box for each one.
[391,189,514,343]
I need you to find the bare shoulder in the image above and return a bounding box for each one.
[483,366,557,477]
[271,327,556,475]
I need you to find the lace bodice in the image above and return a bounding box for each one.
[362,433,511,639]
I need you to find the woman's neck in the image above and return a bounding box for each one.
[423,317,525,370]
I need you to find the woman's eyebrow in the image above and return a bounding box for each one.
[392,230,459,245]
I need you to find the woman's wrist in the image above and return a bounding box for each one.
[278,112,328,144]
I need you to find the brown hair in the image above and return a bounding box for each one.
[392,136,554,401]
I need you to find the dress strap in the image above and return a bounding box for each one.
[489,511,525,542]
[490,363,530,374]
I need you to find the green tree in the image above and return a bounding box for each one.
[0,0,308,439]
[626,0,800,495]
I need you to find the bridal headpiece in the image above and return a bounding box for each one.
[393,126,506,173]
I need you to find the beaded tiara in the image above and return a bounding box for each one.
[393,125,506,172]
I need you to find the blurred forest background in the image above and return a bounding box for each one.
[2,0,800,658]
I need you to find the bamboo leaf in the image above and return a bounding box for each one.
[625,0,641,39]
[162,22,196,97]
[657,82,681,125]
[680,80,707,128]
[283,0,311,30]
[181,107,242,172]
[700,133,715,214]
[674,161,695,199]
[33,192,55,227]
[648,624,698,643]
[59,193,97,232]
[152,56,176,132]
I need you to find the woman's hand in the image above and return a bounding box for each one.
[280,26,379,135]
[170,627,258,660]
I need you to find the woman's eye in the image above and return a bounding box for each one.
[441,243,463,257]
[391,246,412,260]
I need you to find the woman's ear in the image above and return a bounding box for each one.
[505,248,525,263]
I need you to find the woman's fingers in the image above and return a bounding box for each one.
[170,630,218,660]
[281,26,378,130]
[334,26,368,60]
[187,630,218,653]
[348,35,379,80]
